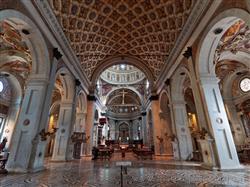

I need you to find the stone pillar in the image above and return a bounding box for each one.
[184,47,207,131]
[171,100,193,160]
[75,112,86,132]
[2,101,21,149]
[224,100,246,145]
[198,136,217,169]
[109,119,115,140]
[141,112,148,146]
[150,97,162,156]
[7,49,61,172]
[84,96,96,157]
[6,78,48,172]
[129,120,133,141]
[200,76,242,170]
[159,111,173,156]
[51,101,75,161]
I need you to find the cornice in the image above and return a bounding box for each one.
[156,0,215,93]
[31,0,90,93]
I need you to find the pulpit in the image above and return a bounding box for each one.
[72,132,84,159]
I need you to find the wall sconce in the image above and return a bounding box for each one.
[39,127,58,141]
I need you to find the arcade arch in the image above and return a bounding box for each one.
[195,8,250,170]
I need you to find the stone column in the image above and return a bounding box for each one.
[150,97,162,156]
[114,120,119,141]
[171,100,193,160]
[7,49,61,172]
[84,96,96,157]
[109,120,115,140]
[2,101,21,149]
[6,78,48,172]
[224,100,246,145]
[141,112,148,146]
[199,76,242,170]
[159,111,173,156]
[51,101,75,161]
[184,47,207,131]
[75,112,86,133]
[129,120,133,141]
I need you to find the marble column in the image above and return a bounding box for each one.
[141,112,148,146]
[84,97,96,157]
[129,120,133,141]
[6,78,48,172]
[171,100,193,160]
[2,101,21,149]
[185,48,207,131]
[150,98,162,156]
[159,111,173,156]
[200,76,242,170]
[75,112,87,134]
[109,120,115,140]
[115,120,119,141]
[51,101,75,161]
[224,100,246,145]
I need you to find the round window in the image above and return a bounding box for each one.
[240,77,250,92]
[0,81,3,92]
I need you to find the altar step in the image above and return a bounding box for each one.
[110,152,137,161]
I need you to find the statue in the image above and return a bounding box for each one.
[0,138,7,153]
[156,136,164,154]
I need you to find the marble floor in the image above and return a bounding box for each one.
[1,160,250,187]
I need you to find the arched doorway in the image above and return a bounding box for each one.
[119,123,129,143]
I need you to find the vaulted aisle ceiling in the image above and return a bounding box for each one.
[49,0,196,80]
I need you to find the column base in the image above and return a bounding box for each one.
[81,155,92,160]
[7,166,46,173]
[154,154,174,160]
[201,163,245,171]
[0,169,8,174]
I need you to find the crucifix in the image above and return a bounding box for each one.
[121,89,128,105]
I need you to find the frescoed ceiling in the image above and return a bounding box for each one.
[48,0,196,80]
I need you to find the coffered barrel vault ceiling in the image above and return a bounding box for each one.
[49,0,196,80]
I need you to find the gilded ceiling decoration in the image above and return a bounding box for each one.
[215,60,245,81]
[216,20,250,61]
[49,0,195,80]
[0,21,31,80]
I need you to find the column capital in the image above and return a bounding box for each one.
[183,46,192,59]
[200,75,219,85]
[171,100,186,106]
[149,95,159,101]
[87,95,97,101]
[53,48,63,60]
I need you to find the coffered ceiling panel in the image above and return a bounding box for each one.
[49,0,196,80]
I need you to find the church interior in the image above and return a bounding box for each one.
[0,0,250,186]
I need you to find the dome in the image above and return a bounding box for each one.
[100,64,145,85]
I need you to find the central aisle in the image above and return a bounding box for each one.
[1,160,250,187]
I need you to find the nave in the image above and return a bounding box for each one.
[0,0,250,186]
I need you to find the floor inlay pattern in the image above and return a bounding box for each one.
[1,161,250,187]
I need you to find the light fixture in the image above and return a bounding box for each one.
[213,28,223,35]
[120,64,125,70]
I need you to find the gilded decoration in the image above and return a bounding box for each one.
[0,21,32,80]
[216,20,250,62]
[48,0,195,80]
